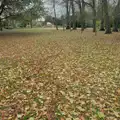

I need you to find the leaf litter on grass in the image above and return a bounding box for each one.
[0,30,120,120]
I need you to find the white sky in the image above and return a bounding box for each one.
[43,0,65,17]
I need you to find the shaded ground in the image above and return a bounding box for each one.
[0,29,120,120]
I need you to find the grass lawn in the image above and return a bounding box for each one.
[0,29,120,120]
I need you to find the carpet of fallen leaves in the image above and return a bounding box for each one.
[0,29,120,120]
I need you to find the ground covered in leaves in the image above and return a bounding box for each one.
[0,29,120,120]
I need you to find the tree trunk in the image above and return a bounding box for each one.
[53,0,58,30]
[70,0,76,30]
[100,1,105,31]
[113,0,120,32]
[105,15,111,34]
[100,19,105,31]
[81,0,85,32]
[100,18,105,31]
[102,0,112,34]
[30,10,33,28]
[77,0,82,15]
[0,0,6,31]
[92,0,96,33]
[77,0,83,29]
[66,0,70,29]
[113,18,118,32]
[30,19,33,28]
[61,16,65,31]
[0,18,3,31]
[0,0,6,16]
[93,18,96,32]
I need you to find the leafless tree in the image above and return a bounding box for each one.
[70,0,76,30]
[102,0,112,34]
[113,0,120,32]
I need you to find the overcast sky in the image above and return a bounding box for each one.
[43,0,65,17]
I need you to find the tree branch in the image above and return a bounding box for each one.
[0,0,6,15]
[84,1,93,8]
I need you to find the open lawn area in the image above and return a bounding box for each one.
[0,29,120,120]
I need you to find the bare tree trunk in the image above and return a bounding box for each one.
[0,0,7,31]
[0,18,3,31]
[100,18,105,31]
[0,0,6,16]
[113,0,120,32]
[66,0,70,29]
[77,0,82,28]
[30,10,33,28]
[92,0,96,33]
[77,0,85,32]
[70,0,76,30]
[77,0,82,14]
[61,15,65,31]
[113,18,118,32]
[100,0,105,31]
[30,20,33,28]
[102,0,112,34]
[53,0,58,30]
[81,0,85,32]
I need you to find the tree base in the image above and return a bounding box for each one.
[73,27,77,30]
[105,31,112,34]
[93,30,96,32]
[99,28,105,31]
[56,28,59,30]
[66,26,70,29]
[113,29,118,32]
[0,28,2,31]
